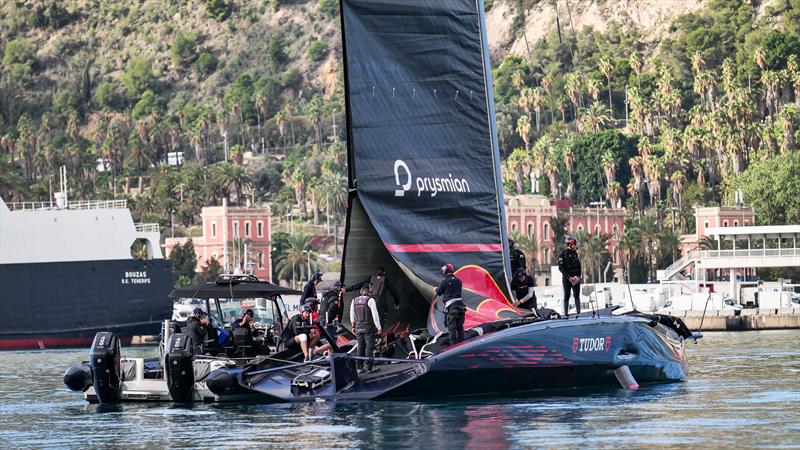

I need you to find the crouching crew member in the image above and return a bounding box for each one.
[350,286,382,373]
[511,267,538,310]
[436,264,465,345]
[282,305,328,360]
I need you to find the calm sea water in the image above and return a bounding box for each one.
[0,330,798,449]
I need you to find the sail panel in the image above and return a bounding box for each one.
[341,0,516,330]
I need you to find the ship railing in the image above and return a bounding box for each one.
[7,199,128,211]
[135,223,160,233]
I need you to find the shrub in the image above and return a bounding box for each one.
[195,51,218,76]
[170,32,198,68]
[3,39,34,67]
[319,0,338,16]
[205,0,230,21]
[307,40,329,62]
[132,89,162,119]
[93,81,126,111]
[267,35,289,67]
[122,58,158,98]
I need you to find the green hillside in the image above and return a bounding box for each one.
[1,0,798,283]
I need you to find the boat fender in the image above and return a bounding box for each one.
[89,332,122,403]
[165,333,195,402]
[63,364,92,392]
[205,368,237,396]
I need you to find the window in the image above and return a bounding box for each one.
[613,225,619,239]
[527,223,534,236]
[733,221,738,227]
[233,222,239,237]
[595,225,600,235]
[211,222,216,238]
[723,220,729,227]
[258,252,264,269]
[704,221,709,230]
[543,223,549,240]
[245,221,251,237]
[511,222,517,231]
[544,248,550,265]
[257,222,263,237]
[743,220,749,225]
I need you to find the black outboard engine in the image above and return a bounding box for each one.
[165,333,195,402]
[63,364,92,392]
[89,332,122,403]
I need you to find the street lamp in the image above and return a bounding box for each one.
[170,209,175,238]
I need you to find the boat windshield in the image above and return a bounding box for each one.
[217,298,280,326]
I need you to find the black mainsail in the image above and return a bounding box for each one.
[340,0,521,331]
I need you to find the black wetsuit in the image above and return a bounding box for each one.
[320,289,342,324]
[558,247,582,315]
[510,246,527,274]
[299,281,317,306]
[436,274,465,344]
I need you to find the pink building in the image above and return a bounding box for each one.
[166,200,272,280]
[505,195,625,281]
[680,206,756,254]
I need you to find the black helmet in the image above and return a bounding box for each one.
[311,272,323,282]
[565,236,577,246]
[514,267,527,278]
[192,307,205,318]
[333,281,343,289]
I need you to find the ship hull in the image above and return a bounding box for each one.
[0,259,173,350]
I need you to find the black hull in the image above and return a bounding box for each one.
[210,315,688,403]
[0,259,173,350]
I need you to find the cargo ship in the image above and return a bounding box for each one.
[0,191,173,350]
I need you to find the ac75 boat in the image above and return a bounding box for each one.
[64,0,697,404]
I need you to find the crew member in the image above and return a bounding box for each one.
[558,236,582,316]
[185,308,212,355]
[509,236,527,274]
[510,267,538,310]
[300,272,323,306]
[350,286,382,373]
[346,266,399,328]
[232,308,255,332]
[320,281,345,325]
[282,305,326,360]
[436,263,465,345]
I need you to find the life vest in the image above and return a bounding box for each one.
[353,295,372,325]
[369,274,386,299]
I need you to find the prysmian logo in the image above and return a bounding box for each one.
[393,159,471,197]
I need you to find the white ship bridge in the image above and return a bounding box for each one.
[658,225,800,299]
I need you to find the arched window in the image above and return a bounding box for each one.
[527,223,534,236]
[211,222,217,238]
[543,223,549,239]
[511,222,517,231]
[245,221,251,237]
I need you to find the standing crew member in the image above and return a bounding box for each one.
[350,286,382,373]
[346,266,399,328]
[510,267,538,310]
[320,281,345,325]
[436,263,465,345]
[300,272,323,306]
[185,308,212,355]
[509,236,527,274]
[558,236,582,316]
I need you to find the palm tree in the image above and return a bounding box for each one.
[629,53,642,88]
[754,47,766,71]
[779,105,798,153]
[319,170,347,254]
[516,115,532,149]
[670,171,687,229]
[274,233,318,287]
[634,214,660,282]
[564,148,575,200]
[606,181,622,208]
[542,74,555,124]
[565,72,583,117]
[617,225,641,283]
[578,103,614,133]
[600,150,617,186]
[657,228,682,269]
[598,57,613,112]
[586,77,602,103]
[761,71,782,117]
[508,147,528,194]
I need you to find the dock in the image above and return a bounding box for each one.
[672,309,800,331]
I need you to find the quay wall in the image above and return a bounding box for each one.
[670,308,800,331]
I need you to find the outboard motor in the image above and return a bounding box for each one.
[164,333,195,402]
[89,332,122,403]
[63,364,92,392]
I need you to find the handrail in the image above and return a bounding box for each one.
[7,199,127,211]
[135,223,160,233]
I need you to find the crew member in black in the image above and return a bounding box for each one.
[436,263,465,345]
[186,308,213,355]
[320,281,345,325]
[510,267,538,310]
[558,236,582,316]
[281,305,330,360]
[350,286,382,373]
[346,266,399,327]
[509,236,527,274]
[231,308,255,332]
[300,272,323,306]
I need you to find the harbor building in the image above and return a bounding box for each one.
[505,195,625,285]
[165,199,272,280]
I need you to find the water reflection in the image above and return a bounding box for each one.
[0,331,798,448]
